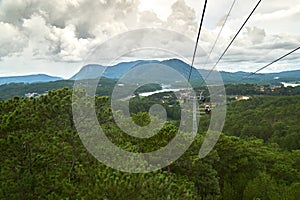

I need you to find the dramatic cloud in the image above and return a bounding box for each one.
[0,0,142,62]
[0,0,201,64]
[0,22,27,58]
[165,0,197,36]
[0,0,299,77]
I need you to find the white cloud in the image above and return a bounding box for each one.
[0,22,28,58]
[164,0,197,37]
[139,0,176,21]
[49,24,91,62]
[0,0,299,77]
[245,27,266,45]
[138,11,163,27]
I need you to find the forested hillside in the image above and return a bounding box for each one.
[0,88,299,199]
[224,96,300,150]
[0,78,162,101]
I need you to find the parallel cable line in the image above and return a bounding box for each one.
[243,46,300,80]
[203,47,300,97]
[203,0,237,68]
[200,0,261,86]
[187,0,208,82]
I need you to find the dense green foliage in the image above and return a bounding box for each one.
[224,96,300,150]
[0,79,161,101]
[0,81,74,101]
[129,92,181,121]
[0,88,299,199]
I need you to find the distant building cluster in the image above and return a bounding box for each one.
[179,92,189,100]
[260,85,283,92]
[25,91,48,98]
[270,85,282,91]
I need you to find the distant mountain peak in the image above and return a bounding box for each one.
[71,59,202,81]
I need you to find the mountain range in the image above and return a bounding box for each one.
[70,59,202,84]
[1,59,300,85]
[0,74,63,85]
[71,59,300,85]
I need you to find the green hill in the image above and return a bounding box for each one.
[0,88,299,199]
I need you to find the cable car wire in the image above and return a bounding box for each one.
[187,0,208,82]
[202,47,300,97]
[242,46,300,80]
[203,0,237,68]
[199,0,261,86]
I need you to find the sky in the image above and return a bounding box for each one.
[0,0,299,78]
